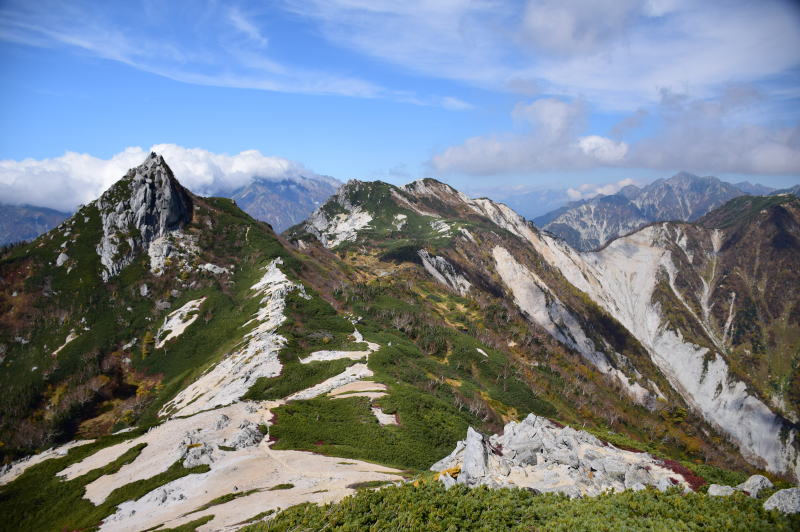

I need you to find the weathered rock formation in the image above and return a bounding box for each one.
[431,415,691,497]
[96,152,193,280]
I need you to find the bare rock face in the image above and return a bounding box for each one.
[96,153,192,280]
[708,484,735,496]
[763,488,800,514]
[432,414,692,498]
[736,474,773,498]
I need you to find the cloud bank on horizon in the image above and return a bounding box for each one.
[0,146,329,212]
[0,0,798,198]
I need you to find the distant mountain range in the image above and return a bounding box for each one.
[229,175,340,232]
[532,172,795,251]
[0,203,69,246]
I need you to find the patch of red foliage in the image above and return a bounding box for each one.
[313,440,326,446]
[659,458,706,491]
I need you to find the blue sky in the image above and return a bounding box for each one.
[1,0,799,212]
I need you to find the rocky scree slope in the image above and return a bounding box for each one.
[431,414,695,496]
[525,195,800,481]
[534,172,749,251]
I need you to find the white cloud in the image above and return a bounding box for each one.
[566,178,638,200]
[627,88,800,174]
[577,136,628,164]
[228,6,269,47]
[431,98,627,174]
[0,145,327,212]
[1,1,798,111]
[521,0,642,55]
[432,88,800,177]
[441,96,474,111]
[281,0,800,110]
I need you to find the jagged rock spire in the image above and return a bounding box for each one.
[96,153,193,280]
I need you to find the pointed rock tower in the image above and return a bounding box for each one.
[95,152,193,280]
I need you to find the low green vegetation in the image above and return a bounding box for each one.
[271,392,469,470]
[268,483,295,491]
[185,489,260,515]
[244,482,800,532]
[157,514,214,532]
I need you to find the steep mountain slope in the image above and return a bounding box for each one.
[534,172,748,250]
[0,203,69,245]
[289,180,800,482]
[525,196,800,481]
[734,181,775,195]
[229,176,339,232]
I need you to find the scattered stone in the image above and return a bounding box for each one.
[708,484,735,496]
[56,252,69,267]
[457,427,487,487]
[763,488,800,513]
[735,474,773,498]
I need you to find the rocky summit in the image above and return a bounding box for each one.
[96,152,193,280]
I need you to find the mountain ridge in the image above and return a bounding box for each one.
[1,157,798,530]
[532,172,784,251]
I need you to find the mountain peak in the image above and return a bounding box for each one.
[95,153,193,280]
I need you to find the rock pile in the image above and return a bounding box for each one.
[431,415,691,498]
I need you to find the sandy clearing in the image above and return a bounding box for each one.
[0,439,94,486]
[161,259,300,418]
[327,380,387,396]
[155,297,206,349]
[371,407,399,426]
[299,349,370,364]
[66,401,276,505]
[285,363,373,401]
[52,330,79,356]
[102,444,402,532]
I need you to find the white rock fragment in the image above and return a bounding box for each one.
[708,484,735,496]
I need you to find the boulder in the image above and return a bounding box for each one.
[763,488,800,514]
[708,484,735,497]
[457,427,487,486]
[735,474,773,498]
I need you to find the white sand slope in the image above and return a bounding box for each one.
[16,260,403,531]
[0,439,94,486]
[160,259,302,418]
[155,297,206,349]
